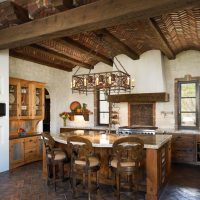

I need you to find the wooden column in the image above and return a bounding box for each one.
[146,148,159,200]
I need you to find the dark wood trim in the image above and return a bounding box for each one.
[108,92,169,103]
[177,80,199,130]
[148,18,175,59]
[0,0,199,50]
[10,50,72,72]
[95,29,139,60]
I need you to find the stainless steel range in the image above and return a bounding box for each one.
[117,126,156,135]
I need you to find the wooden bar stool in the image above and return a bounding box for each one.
[42,132,69,191]
[109,136,144,200]
[67,136,100,200]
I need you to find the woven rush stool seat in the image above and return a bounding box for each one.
[109,136,144,200]
[42,132,69,191]
[67,136,100,200]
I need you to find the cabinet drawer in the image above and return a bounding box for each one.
[24,148,37,161]
[24,137,38,149]
[172,152,194,162]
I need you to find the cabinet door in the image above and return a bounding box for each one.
[37,136,43,160]
[172,134,195,163]
[9,78,20,119]
[31,83,45,120]
[10,139,24,169]
[20,80,31,119]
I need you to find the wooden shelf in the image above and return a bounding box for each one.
[68,112,93,121]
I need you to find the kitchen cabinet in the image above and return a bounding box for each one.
[171,134,196,163]
[9,138,24,169]
[9,77,45,120]
[10,135,42,169]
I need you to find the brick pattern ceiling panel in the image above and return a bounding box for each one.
[39,39,98,65]
[70,32,113,59]
[153,8,200,54]
[108,20,161,55]
[13,46,74,70]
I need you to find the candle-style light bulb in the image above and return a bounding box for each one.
[127,77,130,85]
[95,77,99,86]
[131,78,135,87]
[84,78,87,86]
[108,76,112,84]
[73,79,76,87]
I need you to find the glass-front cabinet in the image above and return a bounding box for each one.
[20,80,30,119]
[9,78,21,119]
[9,78,45,120]
[31,82,45,119]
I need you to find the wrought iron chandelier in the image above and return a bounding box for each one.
[71,34,134,95]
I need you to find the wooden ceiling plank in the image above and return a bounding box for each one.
[149,18,175,59]
[10,50,72,72]
[58,38,113,66]
[0,0,200,50]
[95,29,139,60]
[34,43,94,69]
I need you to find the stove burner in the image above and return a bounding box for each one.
[117,127,156,135]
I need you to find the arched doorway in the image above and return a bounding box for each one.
[43,89,50,132]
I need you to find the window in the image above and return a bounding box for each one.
[97,90,110,125]
[178,81,199,129]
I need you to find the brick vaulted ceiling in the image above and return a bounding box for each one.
[0,0,200,71]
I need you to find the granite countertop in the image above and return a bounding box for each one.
[53,131,172,149]
[156,129,200,135]
[9,132,41,140]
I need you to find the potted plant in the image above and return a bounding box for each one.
[59,112,69,127]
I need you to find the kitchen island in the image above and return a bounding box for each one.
[43,131,172,200]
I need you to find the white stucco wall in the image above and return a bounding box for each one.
[0,49,9,172]
[156,50,200,130]
[9,57,71,133]
[9,50,200,132]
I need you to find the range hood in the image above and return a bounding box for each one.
[107,92,169,103]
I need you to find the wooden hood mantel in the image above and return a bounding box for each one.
[107,92,169,103]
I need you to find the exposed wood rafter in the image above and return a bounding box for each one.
[148,18,175,59]
[95,29,139,60]
[0,0,200,50]
[35,43,93,69]
[58,38,113,66]
[10,50,72,72]
[10,45,74,71]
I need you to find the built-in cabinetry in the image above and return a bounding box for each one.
[9,77,45,169]
[196,135,200,163]
[171,134,196,164]
[10,135,42,169]
[9,77,45,120]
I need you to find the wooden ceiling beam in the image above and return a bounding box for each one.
[58,38,113,66]
[95,29,139,60]
[148,19,175,59]
[10,50,72,72]
[0,0,200,50]
[34,43,94,69]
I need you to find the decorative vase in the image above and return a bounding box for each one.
[63,118,67,127]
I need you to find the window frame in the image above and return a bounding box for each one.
[178,80,199,130]
[97,90,110,126]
